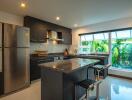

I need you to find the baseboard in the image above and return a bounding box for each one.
[108,74,132,80]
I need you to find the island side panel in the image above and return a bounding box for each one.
[87,68,96,80]
[63,67,88,100]
[41,68,63,100]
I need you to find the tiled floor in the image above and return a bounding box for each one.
[0,76,132,100]
[98,76,132,100]
[0,80,41,100]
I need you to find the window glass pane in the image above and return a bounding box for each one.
[85,35,93,41]
[104,33,109,40]
[94,33,104,40]
[130,30,132,38]
[80,36,86,41]
[80,33,109,54]
[111,32,117,39]
[116,30,131,39]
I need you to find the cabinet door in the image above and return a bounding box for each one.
[62,30,72,44]
[55,27,72,44]
[30,23,47,42]
[24,17,47,43]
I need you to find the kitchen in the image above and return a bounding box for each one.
[0,0,132,100]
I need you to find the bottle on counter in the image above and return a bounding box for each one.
[64,48,69,56]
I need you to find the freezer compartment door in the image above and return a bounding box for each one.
[4,24,30,47]
[4,48,30,93]
[16,26,30,47]
[0,23,2,47]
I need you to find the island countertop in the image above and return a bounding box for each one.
[39,58,100,74]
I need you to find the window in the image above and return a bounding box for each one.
[111,30,132,70]
[80,34,93,54]
[79,28,132,70]
[80,33,109,54]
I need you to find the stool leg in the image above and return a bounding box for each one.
[75,85,76,100]
[86,89,89,100]
[96,84,99,100]
[75,85,77,100]
[97,70,100,81]
[94,69,97,80]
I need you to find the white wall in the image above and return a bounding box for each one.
[0,11,23,26]
[72,17,132,47]
[0,11,70,53]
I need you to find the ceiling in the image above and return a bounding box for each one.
[0,0,132,28]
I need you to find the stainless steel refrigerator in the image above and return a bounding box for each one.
[0,22,30,94]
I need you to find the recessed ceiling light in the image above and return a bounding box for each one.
[20,2,26,8]
[74,24,78,27]
[56,17,60,21]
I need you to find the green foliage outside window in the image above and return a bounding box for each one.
[81,40,109,53]
[80,30,132,70]
[112,39,132,69]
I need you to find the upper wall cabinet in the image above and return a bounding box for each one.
[24,16,72,44]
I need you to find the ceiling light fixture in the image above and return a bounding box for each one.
[20,0,28,8]
[74,24,78,27]
[56,17,60,21]
[20,2,26,8]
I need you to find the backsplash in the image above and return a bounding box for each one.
[30,41,70,54]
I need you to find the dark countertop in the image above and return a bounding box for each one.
[39,58,100,74]
[76,54,109,60]
[30,52,109,61]
[76,54,108,59]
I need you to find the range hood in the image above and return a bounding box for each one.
[47,30,64,41]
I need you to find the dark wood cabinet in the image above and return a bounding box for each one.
[62,29,72,44]
[24,16,72,44]
[30,57,54,81]
[24,16,47,43]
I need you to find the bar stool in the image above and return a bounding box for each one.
[75,66,101,100]
[93,64,111,81]
[75,79,101,100]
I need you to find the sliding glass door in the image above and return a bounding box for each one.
[111,30,132,70]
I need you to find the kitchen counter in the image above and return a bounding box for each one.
[76,54,109,65]
[30,53,75,81]
[40,58,100,100]
[76,54,109,60]
[39,58,99,74]
[30,53,108,82]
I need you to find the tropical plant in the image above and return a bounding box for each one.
[112,39,129,66]
[92,40,108,53]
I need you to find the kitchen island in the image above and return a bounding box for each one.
[39,58,100,100]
